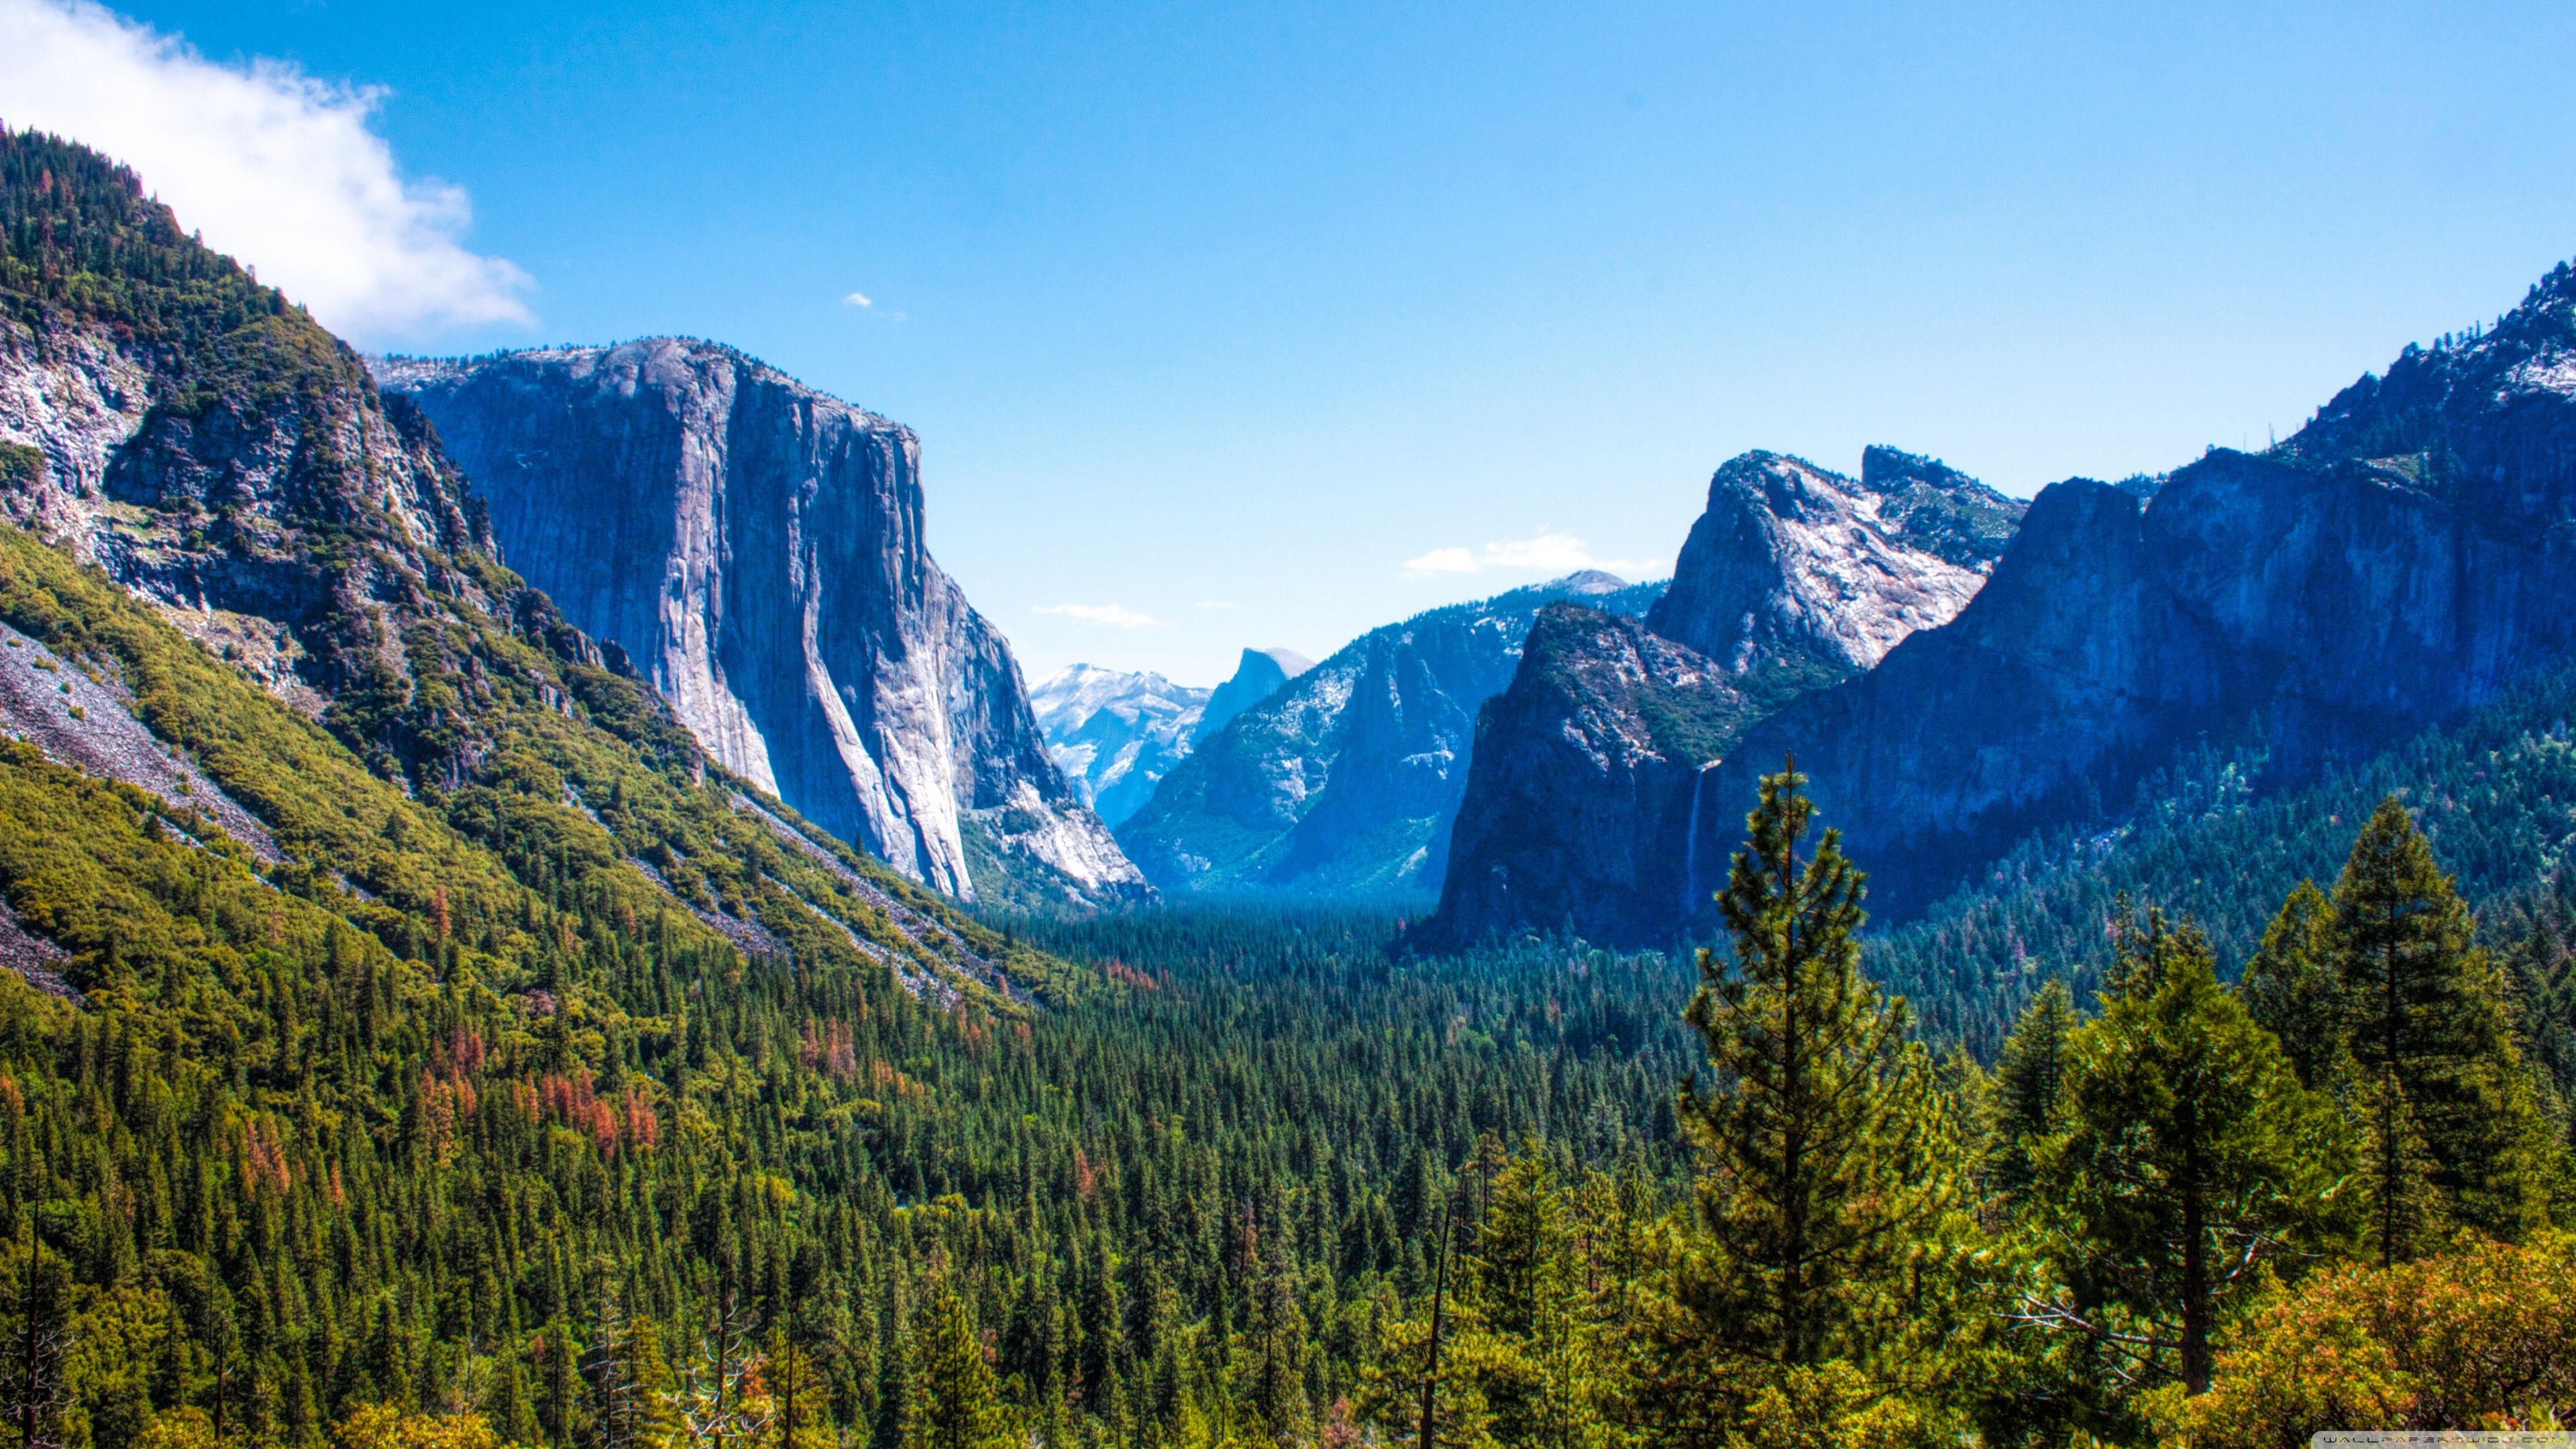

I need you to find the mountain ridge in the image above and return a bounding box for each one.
[1118,572,1665,898]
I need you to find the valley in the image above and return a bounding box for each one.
[3,125,2576,1449]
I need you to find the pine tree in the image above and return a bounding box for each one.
[0,1228,70,1449]
[1658,763,1958,1430]
[1989,978,2078,1203]
[910,1280,1005,1449]
[1244,1253,1309,1444]
[2024,914,2353,1395]
[2241,881,2343,1092]
[2329,796,2546,1258]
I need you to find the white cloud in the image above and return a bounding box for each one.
[1401,533,1653,580]
[1034,603,1165,629]
[844,291,872,307]
[0,0,533,343]
[1399,546,1479,577]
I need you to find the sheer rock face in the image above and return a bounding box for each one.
[1426,605,1751,948]
[1432,449,2018,946]
[1195,647,1313,744]
[1701,261,2576,919]
[1118,572,1662,898]
[376,341,1146,905]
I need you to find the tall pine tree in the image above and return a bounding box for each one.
[2328,797,2546,1260]
[2025,913,2352,1396]
[1654,763,1960,1440]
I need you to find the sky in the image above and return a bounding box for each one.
[6,1,2576,686]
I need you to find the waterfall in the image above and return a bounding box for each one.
[1682,763,1711,917]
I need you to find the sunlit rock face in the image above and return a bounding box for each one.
[1432,447,2021,947]
[1032,664,1211,827]
[1700,262,2576,920]
[378,340,1146,906]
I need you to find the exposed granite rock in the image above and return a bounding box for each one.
[1119,571,1662,898]
[1693,259,2576,922]
[0,303,518,788]
[0,621,282,861]
[1432,450,2020,945]
[1644,449,2021,679]
[1425,604,1753,947]
[1032,664,1211,826]
[1195,647,1313,744]
[376,341,1147,907]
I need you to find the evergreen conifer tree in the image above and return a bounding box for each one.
[2025,913,2353,1395]
[2328,796,2546,1258]
[1656,763,1958,1436]
[1989,978,2078,1203]
[910,1279,1005,1449]
[2241,881,2343,1092]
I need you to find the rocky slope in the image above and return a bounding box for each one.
[1118,571,1661,898]
[1030,663,1210,826]
[376,343,1146,908]
[0,129,1073,1000]
[1430,449,2021,944]
[1644,446,2023,678]
[1689,259,2576,924]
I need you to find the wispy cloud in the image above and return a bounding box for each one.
[1194,600,1238,610]
[1034,603,1165,629]
[0,0,533,343]
[843,291,873,307]
[1401,533,1652,580]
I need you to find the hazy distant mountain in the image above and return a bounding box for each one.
[1031,665,1212,826]
[1195,647,1315,744]
[1118,571,1663,898]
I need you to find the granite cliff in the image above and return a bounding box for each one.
[1195,647,1313,743]
[1119,571,1662,898]
[376,343,1146,907]
[1684,259,2576,927]
[1644,447,2022,680]
[1430,448,2018,944]
[1426,605,1755,945]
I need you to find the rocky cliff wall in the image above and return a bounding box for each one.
[377,341,1145,906]
[1694,262,2576,920]
[1432,449,2020,945]
[1428,604,1751,946]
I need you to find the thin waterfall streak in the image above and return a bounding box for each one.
[1682,763,1709,916]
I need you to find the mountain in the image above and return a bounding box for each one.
[1431,449,2023,945]
[375,342,1146,908]
[0,128,1070,1001]
[1195,645,1313,743]
[1683,263,2576,924]
[1425,605,1757,946]
[1644,447,2023,678]
[1118,570,1662,898]
[2,133,1713,1449]
[1030,663,1210,825]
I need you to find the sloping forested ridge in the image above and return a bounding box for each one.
[1876,659,2576,1054]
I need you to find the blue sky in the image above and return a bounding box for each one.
[13,1,2576,684]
